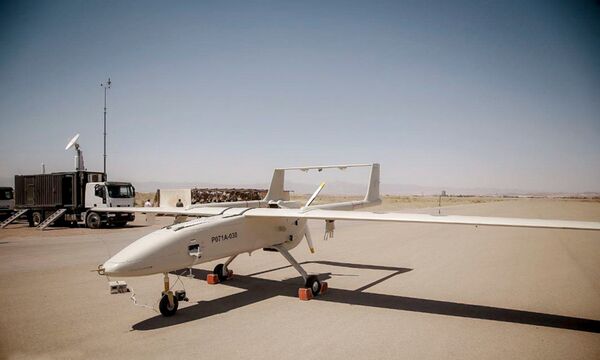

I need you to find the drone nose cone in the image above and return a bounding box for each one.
[100,228,183,277]
[101,259,150,277]
[102,260,125,276]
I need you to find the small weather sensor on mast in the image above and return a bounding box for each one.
[65,133,85,171]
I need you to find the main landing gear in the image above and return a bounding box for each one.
[157,247,325,317]
[272,245,328,300]
[206,248,326,300]
[159,273,188,317]
[207,254,237,284]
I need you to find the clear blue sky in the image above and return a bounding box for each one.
[1,0,599,192]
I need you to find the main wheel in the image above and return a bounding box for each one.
[213,264,228,282]
[305,275,321,296]
[159,294,179,317]
[32,211,44,227]
[86,212,102,229]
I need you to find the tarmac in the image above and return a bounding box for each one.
[0,198,599,359]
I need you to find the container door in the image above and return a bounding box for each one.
[25,177,34,206]
[62,175,74,206]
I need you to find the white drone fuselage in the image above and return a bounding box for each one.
[103,209,307,277]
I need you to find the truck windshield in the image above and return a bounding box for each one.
[0,189,13,200]
[106,185,134,198]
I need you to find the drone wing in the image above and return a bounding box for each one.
[245,208,600,231]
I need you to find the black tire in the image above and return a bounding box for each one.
[112,221,127,228]
[213,264,228,282]
[54,217,68,227]
[159,294,179,317]
[305,275,321,296]
[32,211,44,227]
[86,212,102,229]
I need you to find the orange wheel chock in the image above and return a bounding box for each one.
[207,274,220,285]
[320,282,328,294]
[298,288,313,301]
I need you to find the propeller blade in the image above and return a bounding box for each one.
[305,226,315,254]
[304,182,326,208]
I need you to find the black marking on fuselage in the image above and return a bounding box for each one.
[211,231,238,243]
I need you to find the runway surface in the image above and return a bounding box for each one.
[1,199,599,359]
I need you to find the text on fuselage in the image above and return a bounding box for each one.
[211,232,238,243]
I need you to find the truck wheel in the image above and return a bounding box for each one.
[112,221,127,228]
[86,212,102,229]
[32,211,44,227]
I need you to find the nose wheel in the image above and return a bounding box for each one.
[158,273,187,317]
[159,293,178,316]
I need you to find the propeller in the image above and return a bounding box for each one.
[303,182,325,208]
[301,182,325,253]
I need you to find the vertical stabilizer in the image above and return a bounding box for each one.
[364,163,380,203]
[265,163,380,208]
[264,168,285,201]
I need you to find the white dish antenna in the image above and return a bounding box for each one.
[65,133,80,150]
[65,133,85,170]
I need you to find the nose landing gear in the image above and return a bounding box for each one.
[159,273,188,317]
[159,293,178,317]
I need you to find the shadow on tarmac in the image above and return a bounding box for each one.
[132,261,600,333]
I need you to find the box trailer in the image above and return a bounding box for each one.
[13,171,135,228]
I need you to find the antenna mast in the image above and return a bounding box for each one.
[101,77,111,179]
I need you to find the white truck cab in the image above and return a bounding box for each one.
[86,182,135,208]
[84,182,135,228]
[0,187,15,219]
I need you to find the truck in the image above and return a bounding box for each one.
[0,187,15,220]
[13,171,135,228]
